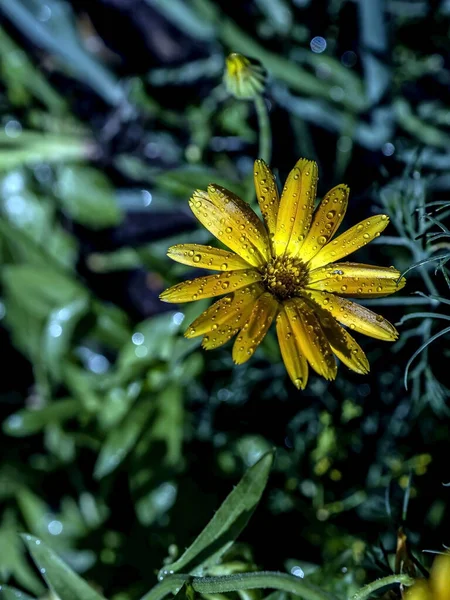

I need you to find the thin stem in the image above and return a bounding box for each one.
[351,574,414,600]
[254,95,272,164]
[141,572,337,600]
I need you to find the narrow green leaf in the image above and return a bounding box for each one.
[3,398,80,437]
[94,399,154,479]
[160,450,275,577]
[0,585,37,600]
[55,166,122,228]
[21,535,105,600]
[42,296,90,380]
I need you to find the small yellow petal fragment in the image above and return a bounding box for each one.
[232,292,279,364]
[308,214,390,270]
[160,269,261,303]
[306,290,399,341]
[273,159,318,257]
[254,159,280,238]
[308,262,406,297]
[284,298,337,380]
[299,184,349,262]
[167,244,251,271]
[276,309,309,389]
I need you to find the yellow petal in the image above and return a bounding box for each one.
[276,308,309,389]
[273,159,318,257]
[202,288,260,350]
[284,298,337,380]
[305,299,369,374]
[431,553,450,600]
[308,262,406,297]
[299,184,349,262]
[406,581,432,600]
[306,290,399,341]
[308,214,390,270]
[254,159,280,237]
[185,284,264,338]
[188,190,266,267]
[232,292,279,364]
[167,244,251,271]
[207,184,271,262]
[160,269,261,303]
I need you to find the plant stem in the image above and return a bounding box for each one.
[351,574,414,600]
[254,94,271,164]
[141,571,338,600]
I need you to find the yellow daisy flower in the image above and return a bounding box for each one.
[406,554,450,600]
[160,158,406,389]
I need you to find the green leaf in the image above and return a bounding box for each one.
[22,535,106,600]
[55,166,122,228]
[2,265,84,320]
[42,296,90,380]
[160,450,275,577]
[94,399,154,479]
[3,398,81,437]
[0,585,37,600]
[0,513,44,595]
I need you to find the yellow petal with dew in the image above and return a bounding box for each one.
[307,214,390,270]
[207,184,271,262]
[254,159,280,237]
[232,292,279,364]
[189,190,265,267]
[306,290,399,341]
[308,262,406,297]
[160,269,261,303]
[202,286,262,350]
[273,159,318,257]
[167,244,251,271]
[185,284,264,338]
[299,184,349,262]
[276,308,309,389]
[284,298,337,380]
[304,297,369,375]
[431,553,450,600]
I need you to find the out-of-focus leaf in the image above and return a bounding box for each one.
[94,399,154,479]
[2,265,84,320]
[0,585,37,600]
[115,312,183,384]
[55,166,122,229]
[151,384,184,466]
[22,535,106,600]
[154,167,246,198]
[42,296,90,380]
[63,364,102,413]
[0,0,126,106]
[160,450,275,577]
[0,25,66,111]
[134,480,178,526]
[3,398,81,437]
[0,512,44,595]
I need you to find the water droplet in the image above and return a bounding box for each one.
[193,254,201,263]
[363,233,370,240]
[225,227,232,233]
[326,210,335,219]
[356,224,364,232]
[318,235,327,245]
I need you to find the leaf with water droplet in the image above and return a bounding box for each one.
[22,535,106,600]
[159,450,274,577]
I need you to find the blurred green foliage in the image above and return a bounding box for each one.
[0,1,449,599]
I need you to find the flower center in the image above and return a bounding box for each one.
[262,256,308,300]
